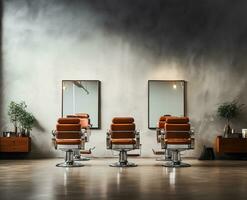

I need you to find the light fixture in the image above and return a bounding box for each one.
[63,86,66,90]
[173,84,177,89]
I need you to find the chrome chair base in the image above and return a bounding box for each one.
[56,149,84,167]
[110,150,137,167]
[163,161,191,168]
[110,161,137,167]
[156,157,172,161]
[56,161,84,167]
[162,150,191,167]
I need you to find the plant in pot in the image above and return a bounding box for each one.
[217,100,244,138]
[8,101,27,135]
[19,111,35,137]
[8,101,36,136]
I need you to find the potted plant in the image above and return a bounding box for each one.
[8,101,27,135]
[8,101,36,136]
[217,100,244,138]
[19,111,35,137]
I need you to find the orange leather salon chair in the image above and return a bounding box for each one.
[160,116,194,167]
[67,113,92,161]
[53,118,85,167]
[156,115,172,161]
[106,117,140,167]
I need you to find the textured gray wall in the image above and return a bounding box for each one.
[1,0,247,158]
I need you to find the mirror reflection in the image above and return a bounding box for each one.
[62,80,100,129]
[148,80,185,129]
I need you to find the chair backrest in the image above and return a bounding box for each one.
[110,117,135,139]
[158,115,171,129]
[164,117,190,139]
[56,118,81,139]
[67,113,90,128]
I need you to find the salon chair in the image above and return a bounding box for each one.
[53,118,85,167]
[156,115,172,161]
[67,113,92,161]
[106,117,140,167]
[160,116,194,167]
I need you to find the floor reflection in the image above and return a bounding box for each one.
[1,159,247,200]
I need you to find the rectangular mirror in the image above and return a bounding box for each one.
[148,80,186,129]
[62,80,101,129]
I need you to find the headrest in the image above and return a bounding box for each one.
[159,115,172,121]
[165,117,189,124]
[67,113,89,118]
[75,113,89,118]
[112,117,134,124]
[58,118,80,124]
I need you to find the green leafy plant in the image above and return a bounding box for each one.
[8,101,36,135]
[217,100,244,123]
[217,100,244,137]
[19,111,35,132]
[8,101,27,133]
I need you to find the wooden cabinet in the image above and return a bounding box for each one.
[215,136,247,155]
[0,137,31,153]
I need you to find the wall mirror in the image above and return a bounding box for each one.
[148,80,186,129]
[62,80,101,129]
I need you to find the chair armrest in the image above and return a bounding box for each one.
[135,130,141,149]
[52,130,56,137]
[80,131,85,141]
[160,131,166,149]
[51,130,57,149]
[190,138,195,149]
[82,128,91,142]
[106,130,111,149]
[190,128,195,136]
[156,128,163,143]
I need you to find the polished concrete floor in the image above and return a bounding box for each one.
[0,158,247,200]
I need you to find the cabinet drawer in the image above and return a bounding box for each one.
[216,136,247,154]
[0,137,31,153]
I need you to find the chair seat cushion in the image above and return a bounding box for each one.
[56,139,82,145]
[164,138,191,144]
[111,139,136,144]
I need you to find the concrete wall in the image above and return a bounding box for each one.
[1,0,247,158]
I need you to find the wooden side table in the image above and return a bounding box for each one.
[215,136,247,155]
[0,137,31,153]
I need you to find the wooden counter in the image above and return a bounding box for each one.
[0,137,31,153]
[215,136,247,155]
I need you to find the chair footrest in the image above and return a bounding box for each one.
[127,153,140,156]
[80,150,91,154]
[152,149,165,155]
